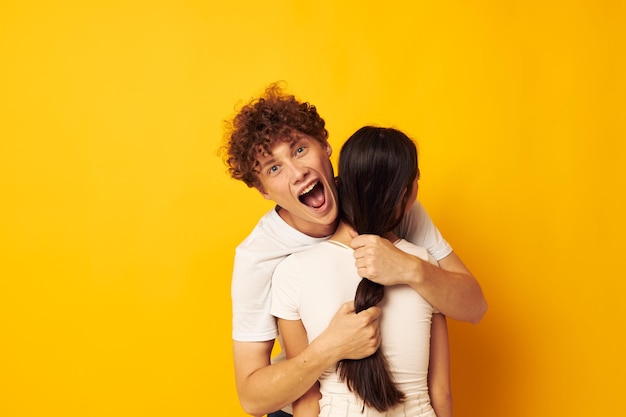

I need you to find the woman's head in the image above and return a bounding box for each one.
[338,126,419,236]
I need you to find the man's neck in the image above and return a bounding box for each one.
[276,206,337,238]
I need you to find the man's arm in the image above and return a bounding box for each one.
[350,234,487,323]
[233,301,381,416]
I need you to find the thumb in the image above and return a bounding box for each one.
[361,305,382,321]
[348,229,359,239]
[341,300,356,314]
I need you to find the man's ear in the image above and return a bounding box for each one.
[324,141,332,157]
[255,185,271,200]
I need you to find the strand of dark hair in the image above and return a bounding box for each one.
[336,278,405,412]
[335,126,419,412]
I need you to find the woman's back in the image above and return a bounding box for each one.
[271,238,438,416]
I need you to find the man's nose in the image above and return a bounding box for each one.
[289,161,309,183]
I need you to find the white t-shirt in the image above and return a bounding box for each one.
[271,239,439,416]
[231,201,451,342]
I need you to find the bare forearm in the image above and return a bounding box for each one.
[429,314,453,417]
[406,255,487,323]
[236,340,335,415]
[235,303,380,415]
[350,234,487,323]
[431,390,453,417]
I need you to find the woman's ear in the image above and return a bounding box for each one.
[396,187,409,217]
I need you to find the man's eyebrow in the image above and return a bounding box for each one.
[257,155,276,171]
[291,136,310,148]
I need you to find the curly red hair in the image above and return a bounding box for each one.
[221,83,328,188]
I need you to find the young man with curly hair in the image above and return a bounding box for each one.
[221,83,487,417]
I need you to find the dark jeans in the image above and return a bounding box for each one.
[267,411,292,417]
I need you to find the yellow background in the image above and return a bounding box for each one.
[1,1,624,416]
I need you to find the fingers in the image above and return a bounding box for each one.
[360,305,382,322]
[333,302,382,359]
[354,256,375,280]
[373,326,382,350]
[340,302,381,331]
[350,233,375,250]
[363,306,382,351]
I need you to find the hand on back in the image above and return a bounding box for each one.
[319,301,381,361]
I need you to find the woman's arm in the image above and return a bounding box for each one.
[428,313,453,417]
[278,318,322,417]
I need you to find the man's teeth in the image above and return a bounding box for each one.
[300,182,318,196]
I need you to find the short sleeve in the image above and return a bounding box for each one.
[394,201,453,261]
[270,256,302,321]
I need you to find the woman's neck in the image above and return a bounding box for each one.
[330,221,354,245]
[331,221,399,245]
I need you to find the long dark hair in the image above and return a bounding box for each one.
[336,126,419,412]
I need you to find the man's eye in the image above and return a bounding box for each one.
[296,146,305,154]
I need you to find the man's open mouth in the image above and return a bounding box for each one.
[299,181,326,209]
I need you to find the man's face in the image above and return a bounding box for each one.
[255,134,338,238]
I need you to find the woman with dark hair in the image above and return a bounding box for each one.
[271,126,453,417]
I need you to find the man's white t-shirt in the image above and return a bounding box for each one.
[231,201,451,342]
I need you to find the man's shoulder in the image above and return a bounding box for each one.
[275,241,344,277]
[236,208,327,253]
[236,209,288,249]
[394,239,437,265]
